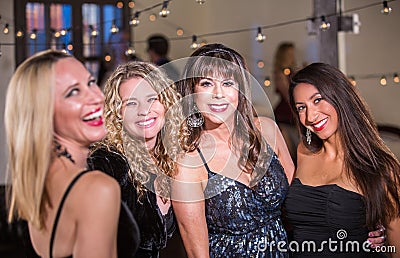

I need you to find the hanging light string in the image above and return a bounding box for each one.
[0,0,396,45]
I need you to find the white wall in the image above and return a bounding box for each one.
[0,0,14,184]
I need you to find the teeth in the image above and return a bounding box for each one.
[210,104,228,110]
[137,118,155,126]
[83,110,102,121]
[314,118,327,128]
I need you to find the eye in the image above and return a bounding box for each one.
[296,105,306,113]
[199,79,213,87]
[222,80,235,87]
[66,88,79,98]
[148,96,158,103]
[125,100,137,107]
[314,97,323,104]
[88,78,97,87]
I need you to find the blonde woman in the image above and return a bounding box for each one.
[5,50,138,258]
[88,61,188,258]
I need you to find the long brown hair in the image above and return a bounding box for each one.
[177,43,272,184]
[289,62,400,228]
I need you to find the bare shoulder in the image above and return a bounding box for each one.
[175,152,207,183]
[71,170,120,208]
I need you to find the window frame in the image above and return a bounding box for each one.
[14,0,130,66]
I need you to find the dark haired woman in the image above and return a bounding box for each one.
[284,62,400,257]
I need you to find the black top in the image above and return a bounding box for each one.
[49,170,139,258]
[87,147,176,258]
[284,178,386,257]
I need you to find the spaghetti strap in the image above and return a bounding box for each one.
[196,148,213,174]
[49,170,91,258]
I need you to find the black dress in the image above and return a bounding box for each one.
[284,178,386,257]
[87,147,176,258]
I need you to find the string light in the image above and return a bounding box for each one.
[16,30,24,38]
[128,0,135,9]
[67,42,73,51]
[394,73,399,83]
[104,52,112,62]
[349,76,357,86]
[110,19,119,34]
[149,13,157,22]
[159,1,170,17]
[29,29,37,40]
[380,75,387,86]
[255,27,266,43]
[125,43,136,56]
[196,0,206,4]
[381,0,392,14]
[130,12,140,26]
[257,60,264,69]
[61,44,68,53]
[60,28,68,36]
[89,25,98,38]
[283,68,291,76]
[53,30,61,38]
[264,76,271,87]
[176,28,184,36]
[190,35,199,49]
[319,16,331,31]
[3,23,9,34]
[116,1,123,9]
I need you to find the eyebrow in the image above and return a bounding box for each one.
[295,92,321,105]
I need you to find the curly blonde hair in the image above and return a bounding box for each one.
[93,61,188,198]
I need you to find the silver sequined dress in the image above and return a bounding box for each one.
[198,146,289,258]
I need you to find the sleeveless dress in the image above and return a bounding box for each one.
[49,170,140,258]
[197,146,290,258]
[283,178,387,257]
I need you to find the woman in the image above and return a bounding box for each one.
[172,43,295,257]
[5,50,139,258]
[87,61,188,257]
[284,62,400,257]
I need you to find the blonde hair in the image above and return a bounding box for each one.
[5,50,71,229]
[94,61,188,198]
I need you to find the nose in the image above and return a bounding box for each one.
[137,102,151,116]
[306,106,318,124]
[213,82,224,99]
[88,84,104,104]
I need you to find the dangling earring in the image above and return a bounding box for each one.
[187,105,204,128]
[306,128,312,145]
[54,140,75,164]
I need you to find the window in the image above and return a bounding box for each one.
[15,0,129,78]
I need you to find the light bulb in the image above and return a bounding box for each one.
[380,76,387,86]
[381,1,392,15]
[319,16,331,31]
[255,27,266,43]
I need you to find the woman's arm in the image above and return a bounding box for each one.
[171,156,210,258]
[73,171,120,258]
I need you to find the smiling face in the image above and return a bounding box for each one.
[53,57,106,147]
[194,76,239,126]
[293,83,339,141]
[119,77,165,148]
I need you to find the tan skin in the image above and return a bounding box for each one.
[29,58,120,258]
[172,76,294,258]
[294,83,399,255]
